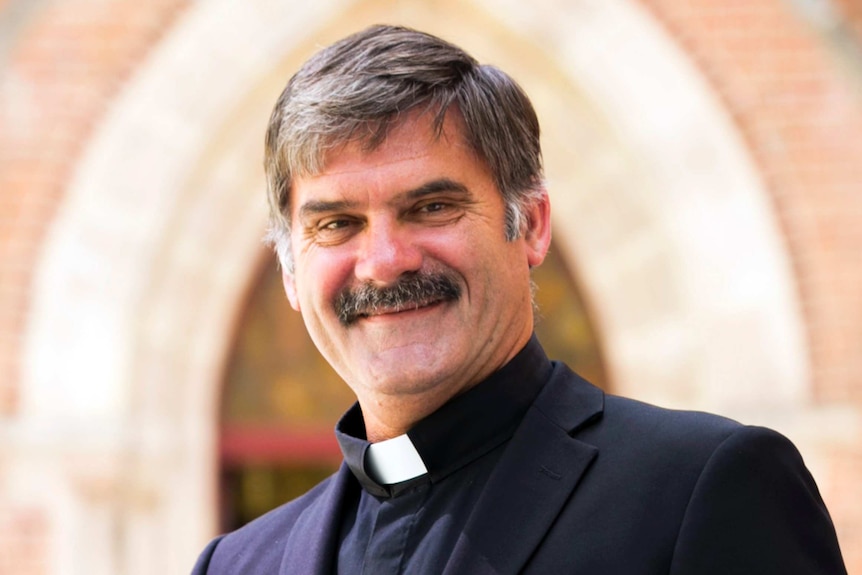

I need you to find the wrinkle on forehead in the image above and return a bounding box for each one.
[312,108,476,178]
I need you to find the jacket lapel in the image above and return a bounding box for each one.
[444,363,604,574]
[279,463,353,575]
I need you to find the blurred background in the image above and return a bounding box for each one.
[1,0,861,573]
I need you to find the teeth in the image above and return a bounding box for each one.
[370,299,436,316]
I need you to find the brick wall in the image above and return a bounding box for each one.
[637,0,862,403]
[637,1,862,569]
[834,0,862,45]
[0,506,48,575]
[0,0,189,415]
[0,2,189,574]
[828,444,862,569]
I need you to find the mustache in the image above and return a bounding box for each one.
[335,271,461,326]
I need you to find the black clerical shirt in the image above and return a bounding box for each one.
[334,335,552,574]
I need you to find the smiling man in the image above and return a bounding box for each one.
[283,109,548,443]
[192,25,846,574]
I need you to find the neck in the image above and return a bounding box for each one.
[359,337,533,442]
[360,389,460,443]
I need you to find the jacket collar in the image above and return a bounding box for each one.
[443,362,604,574]
[278,362,604,575]
[335,335,551,497]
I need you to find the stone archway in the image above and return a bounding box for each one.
[19,0,809,572]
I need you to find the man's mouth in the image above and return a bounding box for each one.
[356,297,444,319]
[335,271,461,326]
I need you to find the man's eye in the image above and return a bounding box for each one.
[309,218,361,245]
[408,199,465,225]
[422,202,446,212]
[321,219,351,230]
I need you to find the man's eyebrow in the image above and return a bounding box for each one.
[297,179,471,219]
[403,178,471,200]
[298,199,358,219]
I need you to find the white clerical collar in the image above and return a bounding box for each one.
[365,434,428,485]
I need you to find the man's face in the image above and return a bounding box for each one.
[283,110,550,420]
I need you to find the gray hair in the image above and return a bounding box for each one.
[264,24,545,272]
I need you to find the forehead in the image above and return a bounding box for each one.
[332,110,470,169]
[290,111,491,209]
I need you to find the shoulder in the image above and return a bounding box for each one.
[546,362,745,458]
[668,424,846,573]
[192,471,340,574]
[601,393,742,446]
[543,365,812,506]
[226,472,335,539]
[593,391,820,482]
[581,385,808,483]
[547,371,844,572]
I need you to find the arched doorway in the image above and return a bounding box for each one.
[218,242,607,530]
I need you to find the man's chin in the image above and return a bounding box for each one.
[360,362,459,398]
[358,337,456,380]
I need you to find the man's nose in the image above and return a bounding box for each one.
[354,220,423,285]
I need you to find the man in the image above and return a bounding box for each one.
[193,25,846,574]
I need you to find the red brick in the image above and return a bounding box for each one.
[0,505,49,575]
[0,0,191,415]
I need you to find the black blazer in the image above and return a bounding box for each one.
[193,363,846,574]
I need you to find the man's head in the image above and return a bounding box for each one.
[264,25,552,439]
[264,24,545,273]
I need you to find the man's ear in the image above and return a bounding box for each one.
[523,190,552,267]
[282,268,301,312]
